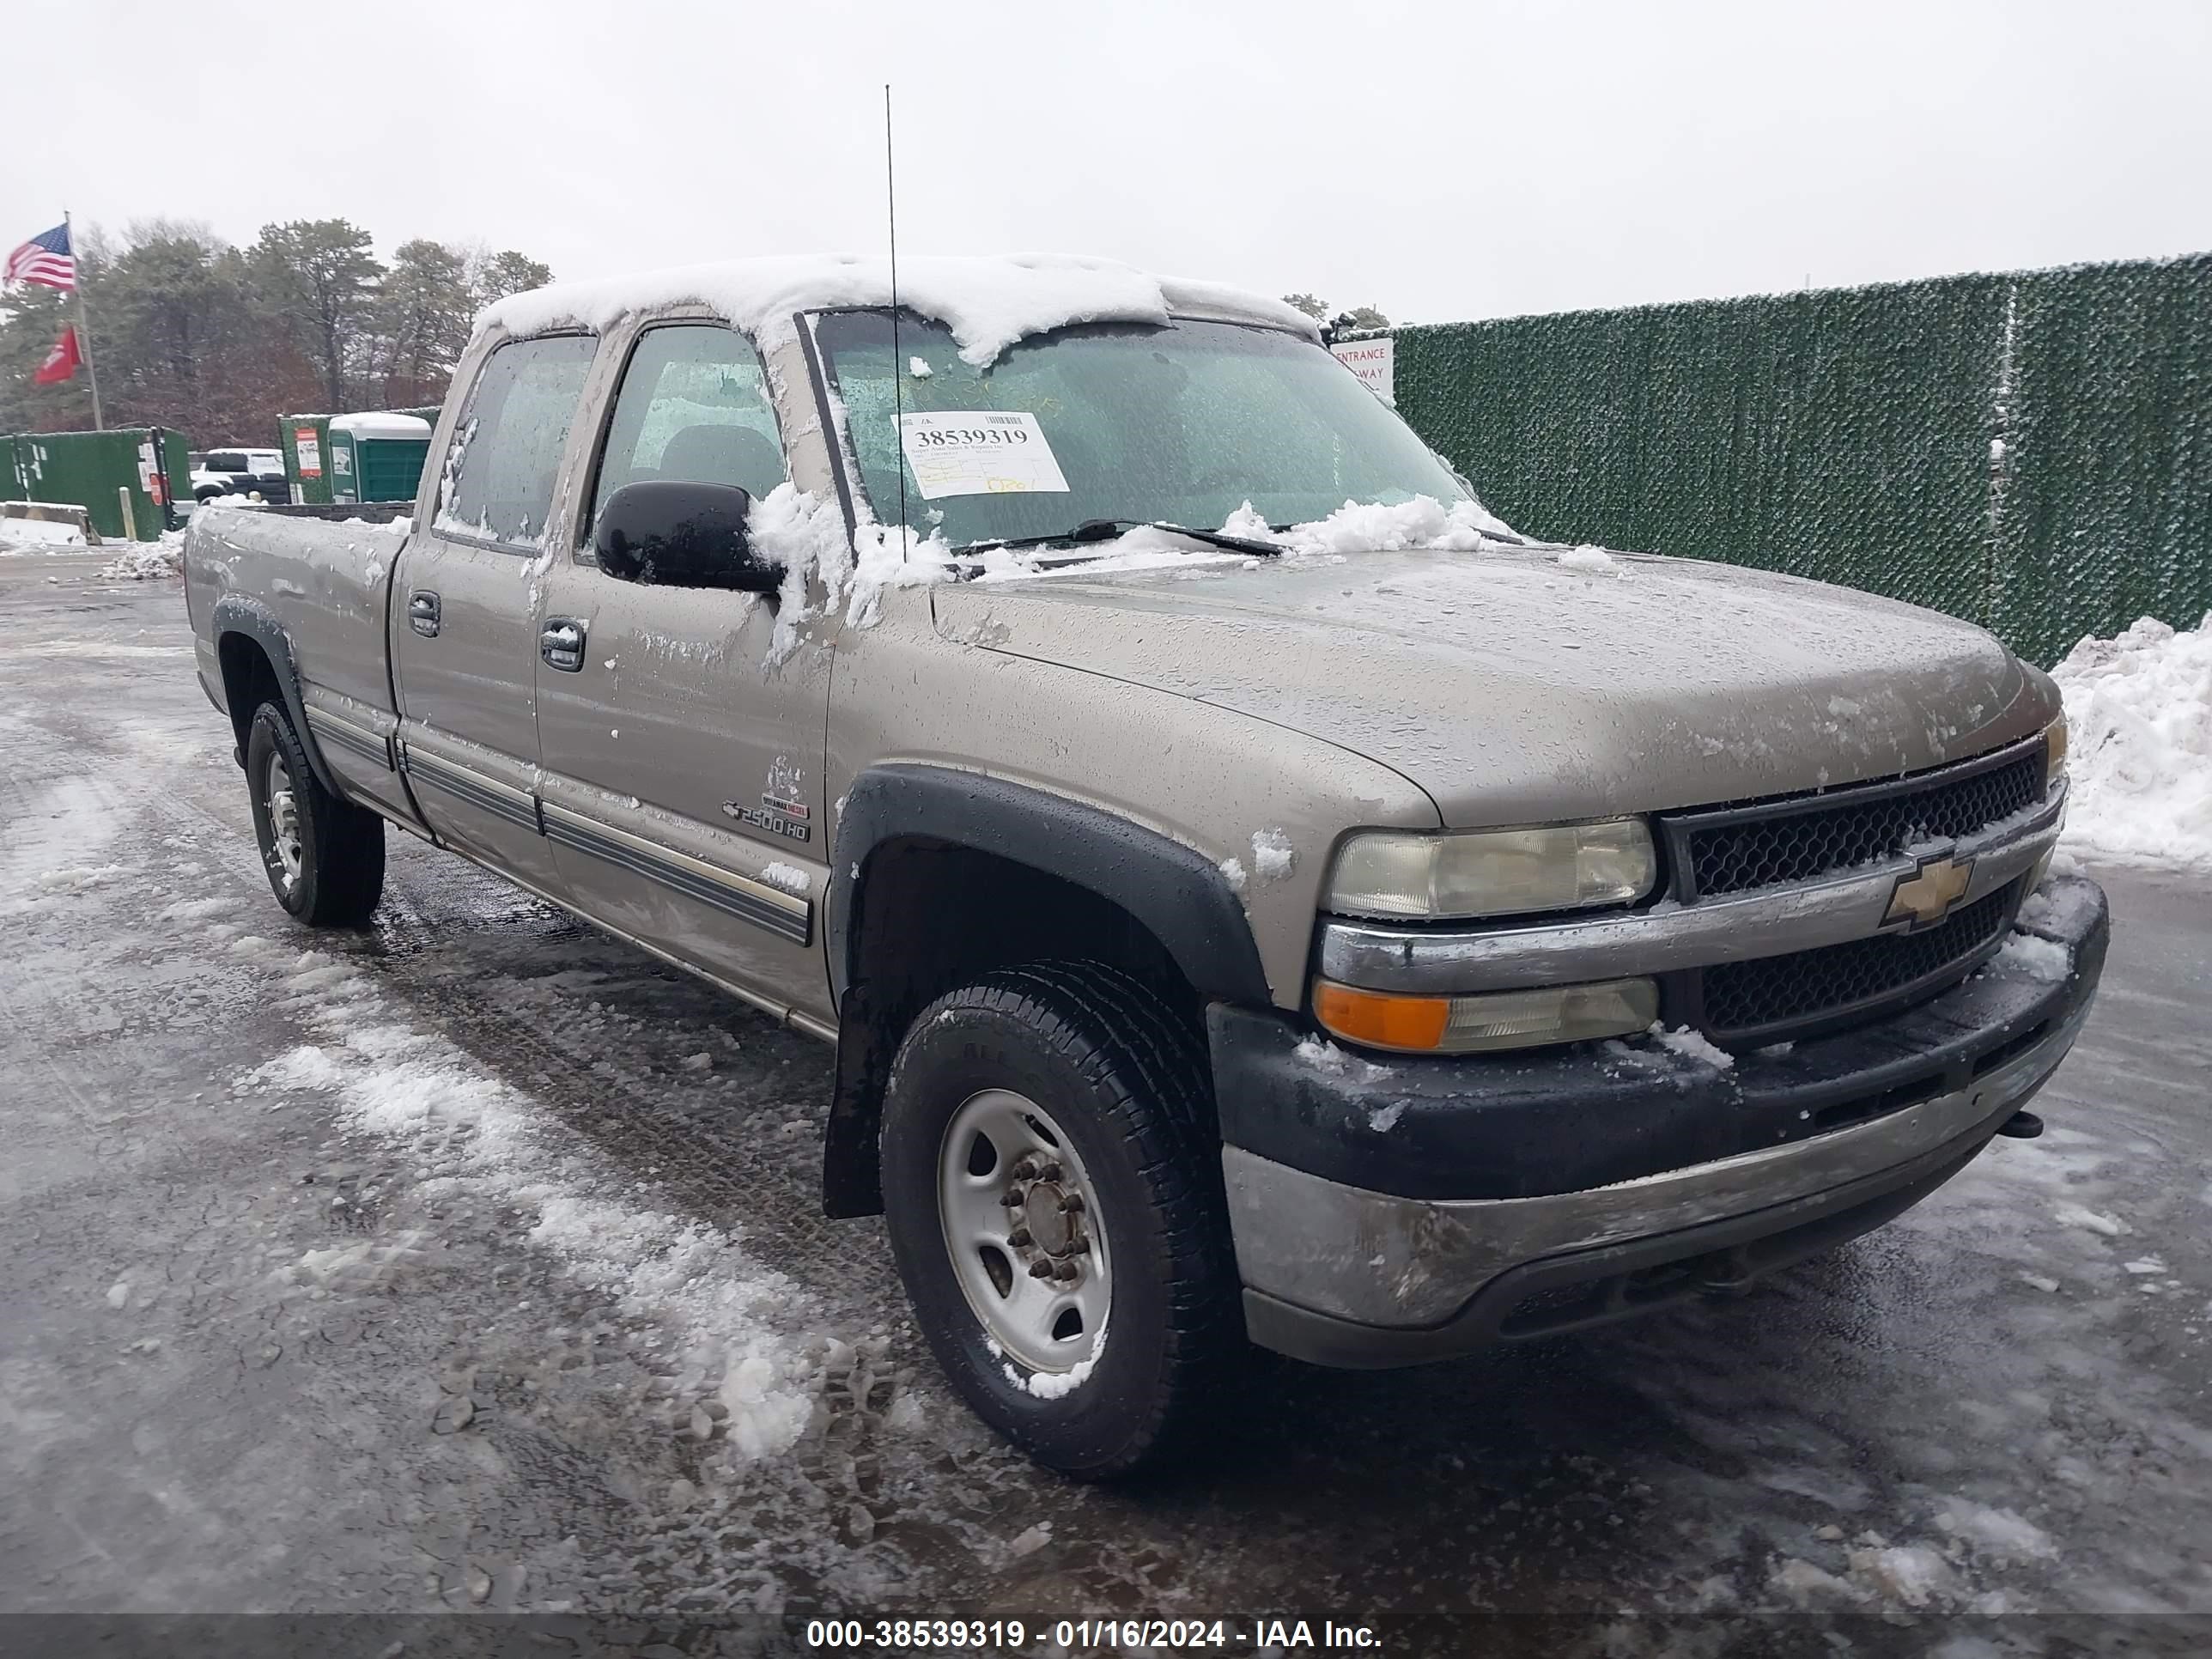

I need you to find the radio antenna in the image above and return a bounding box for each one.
[885,83,909,550]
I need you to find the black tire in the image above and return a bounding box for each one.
[244,700,384,927]
[878,960,1243,1480]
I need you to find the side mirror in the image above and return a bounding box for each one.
[594,479,785,592]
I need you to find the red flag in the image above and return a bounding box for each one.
[33,325,80,386]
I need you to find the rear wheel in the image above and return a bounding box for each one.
[879,961,1242,1480]
[245,701,384,927]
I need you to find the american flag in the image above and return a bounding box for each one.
[5,223,76,292]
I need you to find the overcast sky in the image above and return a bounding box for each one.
[13,0,2209,324]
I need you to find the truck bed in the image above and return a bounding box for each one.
[185,503,409,721]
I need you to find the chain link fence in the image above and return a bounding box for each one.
[1393,253,2212,665]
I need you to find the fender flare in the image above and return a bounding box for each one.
[819,765,1269,1218]
[828,763,1271,1008]
[209,593,343,799]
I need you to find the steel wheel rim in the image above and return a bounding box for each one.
[938,1088,1112,1376]
[264,749,302,890]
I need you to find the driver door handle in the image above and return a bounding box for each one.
[541,618,587,672]
[407,590,441,637]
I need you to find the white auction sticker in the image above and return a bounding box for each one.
[898,410,1070,500]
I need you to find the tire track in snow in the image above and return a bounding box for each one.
[228,930,850,1462]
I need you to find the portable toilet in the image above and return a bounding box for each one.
[281,414,332,504]
[327,412,433,506]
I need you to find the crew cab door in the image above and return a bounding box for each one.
[532,322,836,1027]
[390,332,596,889]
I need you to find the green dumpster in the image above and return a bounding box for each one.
[327,412,433,506]
[280,414,333,505]
[1,426,188,539]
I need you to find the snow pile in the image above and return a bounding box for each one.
[1291,1035,1396,1083]
[1556,544,1625,575]
[0,515,87,554]
[1932,1503,2058,1565]
[750,482,950,665]
[98,531,186,580]
[1262,494,1516,555]
[480,253,1318,368]
[1992,931,2071,981]
[328,411,431,437]
[1248,828,1296,882]
[972,495,1522,592]
[2050,611,2212,869]
[1006,1322,1105,1401]
[1649,1024,1737,1069]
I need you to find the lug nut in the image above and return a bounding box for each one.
[999,1191,1023,1208]
[1066,1237,1089,1255]
[1028,1260,1055,1279]
[1037,1162,1063,1182]
[1053,1261,1081,1283]
[1008,1228,1033,1249]
[1060,1193,1085,1214]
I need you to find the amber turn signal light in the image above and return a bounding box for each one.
[1311,981,1452,1051]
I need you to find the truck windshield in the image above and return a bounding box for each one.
[811,312,1469,548]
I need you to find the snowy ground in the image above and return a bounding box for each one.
[4,558,2211,1654]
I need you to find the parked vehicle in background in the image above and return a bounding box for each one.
[181,254,2108,1480]
[191,447,290,503]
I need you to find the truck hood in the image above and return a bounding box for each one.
[931,545,2055,826]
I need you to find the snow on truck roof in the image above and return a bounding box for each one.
[476,252,1322,368]
[329,411,433,437]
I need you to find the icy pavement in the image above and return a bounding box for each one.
[3,556,2209,1650]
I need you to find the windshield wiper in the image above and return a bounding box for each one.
[964,518,1284,560]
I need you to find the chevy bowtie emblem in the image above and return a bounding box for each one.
[1886,853,1975,929]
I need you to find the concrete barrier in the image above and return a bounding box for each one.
[0,501,102,546]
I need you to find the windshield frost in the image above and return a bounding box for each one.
[812,313,1471,546]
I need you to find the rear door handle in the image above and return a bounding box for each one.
[541,618,587,672]
[407,590,441,637]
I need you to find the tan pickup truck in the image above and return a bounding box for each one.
[185,254,2106,1479]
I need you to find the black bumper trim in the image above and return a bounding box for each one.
[1212,876,2108,1202]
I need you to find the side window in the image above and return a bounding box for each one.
[590,325,787,530]
[440,334,597,549]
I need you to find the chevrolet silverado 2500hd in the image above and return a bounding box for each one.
[184,253,2107,1479]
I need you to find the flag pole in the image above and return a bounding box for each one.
[64,209,104,430]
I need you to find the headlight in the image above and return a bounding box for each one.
[1326,820,1656,921]
[1313,976,1659,1054]
[2045,718,2068,786]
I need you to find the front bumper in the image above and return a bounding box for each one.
[1214,874,2108,1368]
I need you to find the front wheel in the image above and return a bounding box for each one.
[878,961,1243,1480]
[245,701,385,927]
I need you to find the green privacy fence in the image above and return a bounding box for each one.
[1392,253,2212,665]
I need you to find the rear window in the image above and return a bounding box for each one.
[205,451,248,471]
[438,335,596,548]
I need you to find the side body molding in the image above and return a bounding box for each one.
[828,764,1270,1007]
[209,592,343,798]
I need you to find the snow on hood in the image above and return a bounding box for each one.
[477,253,1320,366]
[2051,611,2212,870]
